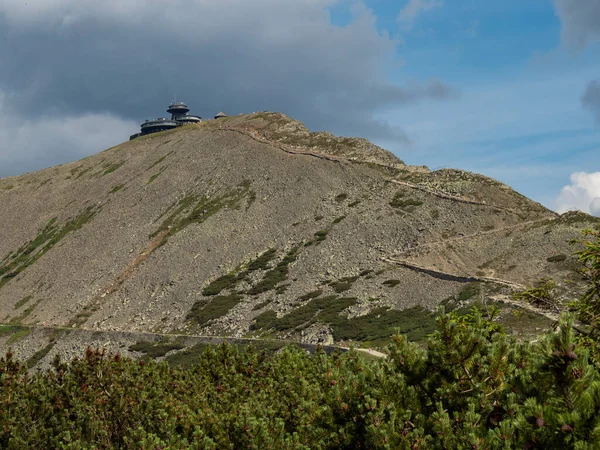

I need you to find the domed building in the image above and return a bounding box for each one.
[130,102,202,140]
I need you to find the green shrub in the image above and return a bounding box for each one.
[335,193,348,203]
[298,290,323,302]
[187,294,244,327]
[202,274,238,296]
[129,340,185,358]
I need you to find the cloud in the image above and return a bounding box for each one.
[554,0,600,50]
[0,107,136,178]
[555,171,600,215]
[582,80,600,124]
[0,0,457,176]
[397,0,443,31]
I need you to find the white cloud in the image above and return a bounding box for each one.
[555,172,600,215]
[397,0,443,30]
[0,104,136,177]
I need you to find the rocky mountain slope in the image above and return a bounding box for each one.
[0,112,596,367]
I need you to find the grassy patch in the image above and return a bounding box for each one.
[247,249,277,272]
[14,295,33,309]
[202,274,239,296]
[147,151,174,171]
[314,230,328,243]
[382,279,401,288]
[6,327,31,345]
[390,194,424,209]
[1,184,15,191]
[26,341,56,369]
[0,324,26,338]
[0,206,100,290]
[9,299,42,323]
[147,167,167,184]
[165,343,210,368]
[101,161,125,176]
[252,295,356,332]
[110,184,125,194]
[298,290,323,302]
[75,166,93,180]
[456,283,480,302]
[129,340,185,358]
[187,294,244,327]
[335,193,348,203]
[151,183,254,245]
[547,254,567,263]
[332,306,437,344]
[247,247,299,295]
[252,299,272,311]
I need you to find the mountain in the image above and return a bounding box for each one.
[0,112,596,367]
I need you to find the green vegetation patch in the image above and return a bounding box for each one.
[110,184,125,194]
[298,290,323,302]
[382,279,401,288]
[202,274,239,296]
[129,340,185,359]
[26,341,56,369]
[331,306,437,344]
[14,295,33,310]
[0,324,26,338]
[10,299,42,323]
[332,215,346,224]
[151,182,254,245]
[0,206,100,289]
[456,283,481,302]
[1,184,15,191]
[314,229,328,243]
[188,293,244,327]
[246,249,277,272]
[335,193,348,203]
[101,161,125,176]
[547,254,567,263]
[164,342,210,368]
[247,247,299,295]
[390,193,424,209]
[147,167,167,184]
[147,151,174,171]
[252,295,356,332]
[252,299,272,311]
[6,327,31,345]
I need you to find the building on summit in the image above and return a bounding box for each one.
[129,102,202,140]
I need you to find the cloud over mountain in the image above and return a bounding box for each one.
[0,0,457,177]
[556,171,600,216]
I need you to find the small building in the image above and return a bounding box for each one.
[130,102,202,140]
[214,111,229,119]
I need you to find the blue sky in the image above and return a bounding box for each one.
[0,0,599,214]
[328,0,600,210]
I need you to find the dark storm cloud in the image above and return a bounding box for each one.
[582,80,600,124]
[0,0,457,156]
[554,0,600,50]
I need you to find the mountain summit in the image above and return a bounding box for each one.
[0,112,595,366]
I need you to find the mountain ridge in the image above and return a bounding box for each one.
[0,111,596,368]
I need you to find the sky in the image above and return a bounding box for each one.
[0,0,599,214]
